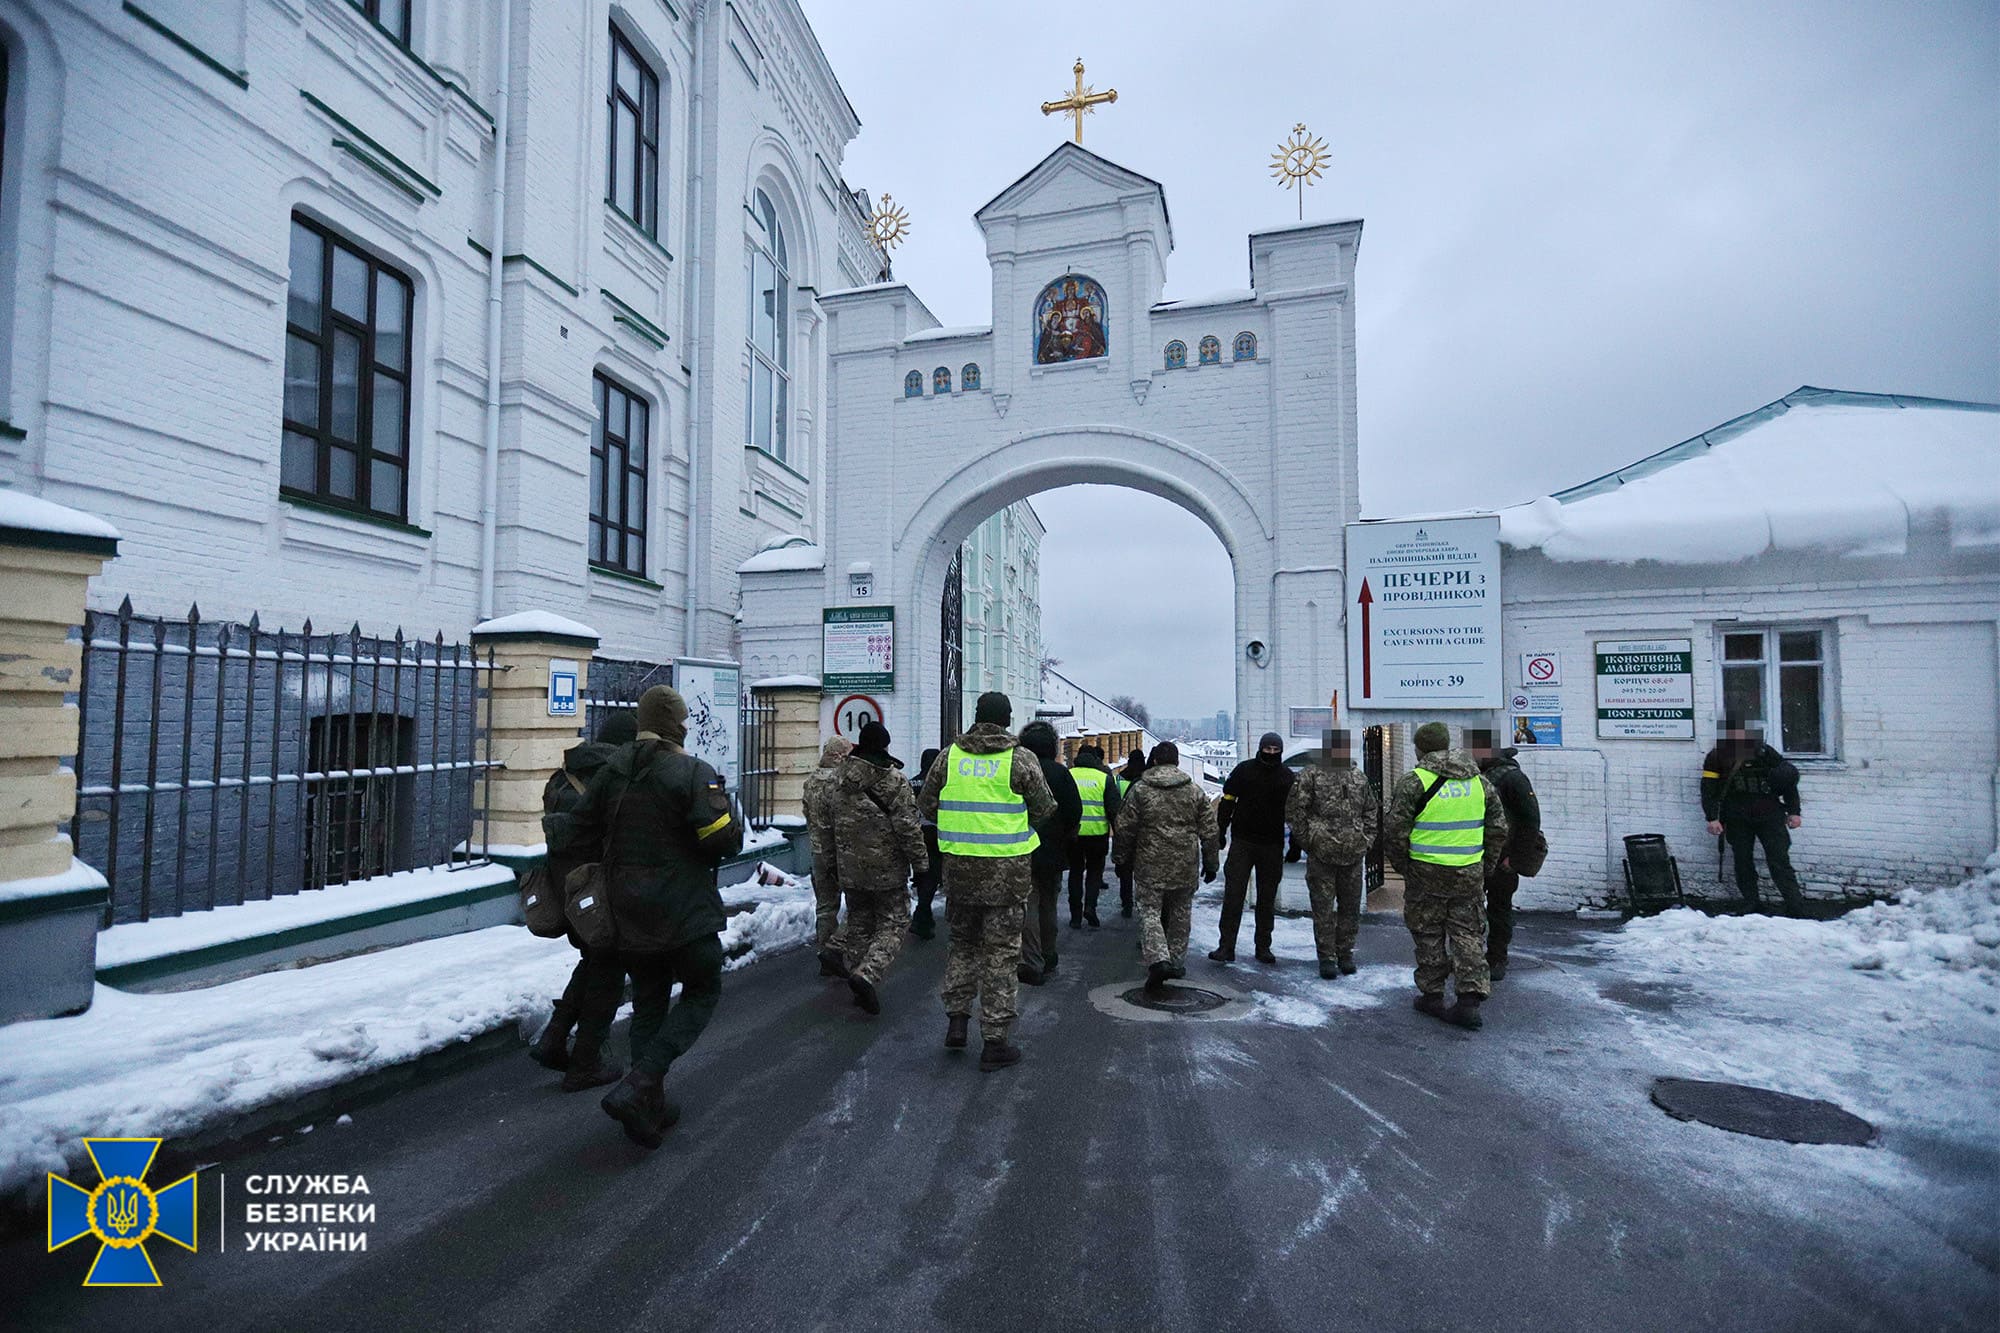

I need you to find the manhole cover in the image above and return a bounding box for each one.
[1650,1077,1876,1146]
[1119,984,1231,1015]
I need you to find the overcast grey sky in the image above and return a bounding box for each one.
[801,0,1998,721]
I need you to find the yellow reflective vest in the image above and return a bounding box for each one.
[1409,767,1485,867]
[1073,767,1110,837]
[936,745,1040,857]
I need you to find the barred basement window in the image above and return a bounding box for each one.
[607,24,661,237]
[305,714,415,890]
[283,215,414,520]
[1720,626,1830,756]
[347,0,412,46]
[591,372,650,577]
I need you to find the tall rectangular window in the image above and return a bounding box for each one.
[591,373,649,577]
[607,26,660,237]
[1720,626,1830,756]
[283,215,413,521]
[347,0,411,45]
[744,190,790,462]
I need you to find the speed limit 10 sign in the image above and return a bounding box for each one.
[833,694,885,739]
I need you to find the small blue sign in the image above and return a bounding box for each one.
[549,658,579,717]
[1512,714,1562,747]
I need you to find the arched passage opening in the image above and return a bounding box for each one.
[886,427,1279,759]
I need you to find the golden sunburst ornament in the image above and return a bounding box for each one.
[867,193,911,254]
[1270,123,1331,219]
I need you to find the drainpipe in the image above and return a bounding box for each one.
[477,0,514,622]
[681,2,709,657]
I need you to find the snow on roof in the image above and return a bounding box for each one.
[1248,217,1364,237]
[738,538,825,573]
[1153,288,1256,312]
[1498,388,2000,564]
[471,610,599,640]
[751,674,822,689]
[904,324,991,344]
[0,489,121,541]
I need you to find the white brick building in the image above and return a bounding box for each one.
[748,144,1362,757]
[1491,388,2000,910]
[0,0,875,667]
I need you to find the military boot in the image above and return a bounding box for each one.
[1165,959,1186,980]
[1207,946,1235,963]
[1319,960,1340,980]
[600,1073,680,1149]
[911,907,936,940]
[978,1037,1022,1072]
[1144,961,1171,994]
[528,1002,576,1071]
[848,974,881,1016]
[1256,947,1279,965]
[818,949,849,979]
[945,1014,969,1049]
[1487,954,1508,982]
[1017,965,1045,986]
[1414,992,1453,1023]
[1447,994,1485,1031]
[1084,907,1101,928]
[561,1025,624,1093]
[1337,953,1358,976]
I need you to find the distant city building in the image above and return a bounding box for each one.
[1216,709,1232,743]
[961,501,1045,723]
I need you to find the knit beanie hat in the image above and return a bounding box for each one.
[1077,744,1104,767]
[818,736,854,767]
[1149,741,1180,767]
[595,709,638,745]
[975,691,1012,727]
[857,720,892,755]
[1019,721,1058,759]
[637,685,689,744]
[1414,721,1451,754]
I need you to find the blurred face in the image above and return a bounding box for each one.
[1463,729,1494,761]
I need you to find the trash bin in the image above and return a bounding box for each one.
[1622,833,1684,910]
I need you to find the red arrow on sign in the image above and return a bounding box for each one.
[1357,578,1374,699]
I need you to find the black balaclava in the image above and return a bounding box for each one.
[1258,731,1284,764]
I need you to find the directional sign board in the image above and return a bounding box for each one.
[1344,517,1502,709]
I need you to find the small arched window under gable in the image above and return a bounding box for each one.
[1233,331,1257,362]
[962,363,982,391]
[1164,340,1187,370]
[933,366,952,395]
[1198,335,1221,365]
[904,370,923,398]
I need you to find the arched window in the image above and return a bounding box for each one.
[904,370,923,398]
[962,363,982,391]
[745,189,790,460]
[1198,335,1221,366]
[1233,331,1257,362]
[1032,273,1109,364]
[933,366,951,395]
[1164,340,1187,370]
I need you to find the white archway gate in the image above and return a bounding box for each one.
[739,144,1362,759]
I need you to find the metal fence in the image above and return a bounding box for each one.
[72,599,501,926]
[738,691,779,829]
[579,654,673,741]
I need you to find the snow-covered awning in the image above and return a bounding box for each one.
[738,535,825,574]
[1498,387,2000,564]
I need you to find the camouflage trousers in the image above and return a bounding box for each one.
[1306,859,1365,962]
[1402,865,1490,998]
[941,896,1025,1039]
[1137,884,1194,967]
[812,856,846,952]
[843,887,909,986]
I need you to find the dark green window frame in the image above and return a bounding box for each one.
[590,372,649,577]
[347,0,412,47]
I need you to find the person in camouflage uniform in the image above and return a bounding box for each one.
[1285,728,1379,980]
[918,692,1056,1071]
[1386,721,1509,1030]
[804,735,854,978]
[1113,742,1219,993]
[826,721,928,1016]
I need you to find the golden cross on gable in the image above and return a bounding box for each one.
[1041,58,1117,145]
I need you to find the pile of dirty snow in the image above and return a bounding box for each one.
[1839,854,2000,983]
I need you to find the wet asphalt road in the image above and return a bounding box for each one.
[11,904,1996,1332]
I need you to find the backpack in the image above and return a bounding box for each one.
[1512,828,1549,878]
[517,863,569,938]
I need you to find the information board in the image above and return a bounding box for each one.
[1345,517,1502,709]
[674,658,741,788]
[1595,639,1694,739]
[823,607,895,691]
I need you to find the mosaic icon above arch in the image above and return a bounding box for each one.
[1033,274,1109,364]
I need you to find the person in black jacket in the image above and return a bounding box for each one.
[1465,728,1541,981]
[567,685,745,1147]
[1701,720,1805,916]
[909,747,943,940]
[1210,731,1296,965]
[534,708,638,1089]
[1017,722,1081,983]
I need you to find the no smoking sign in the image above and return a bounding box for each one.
[1521,651,1561,686]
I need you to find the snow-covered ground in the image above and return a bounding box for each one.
[0,863,817,1205]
